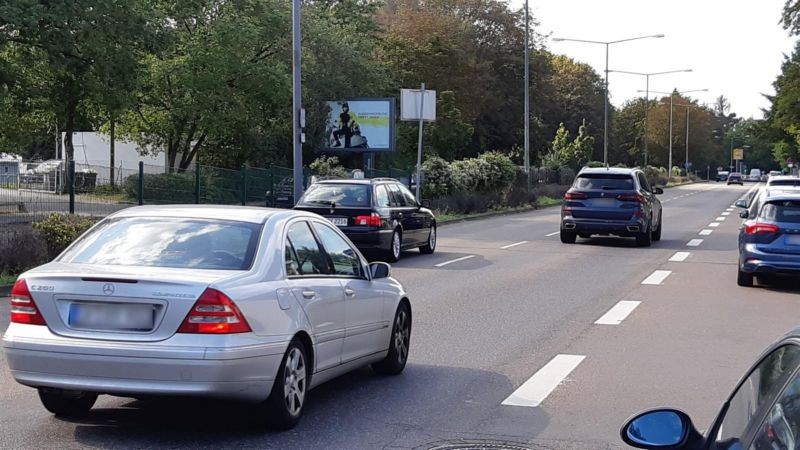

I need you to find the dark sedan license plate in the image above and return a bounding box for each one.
[329,218,348,227]
[69,303,155,331]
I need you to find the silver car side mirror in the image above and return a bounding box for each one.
[370,262,391,279]
[735,199,748,209]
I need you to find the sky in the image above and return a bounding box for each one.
[515,0,797,119]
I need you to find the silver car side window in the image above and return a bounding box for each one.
[286,222,330,276]
[312,222,363,278]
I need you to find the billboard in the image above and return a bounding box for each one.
[733,147,745,160]
[324,99,395,152]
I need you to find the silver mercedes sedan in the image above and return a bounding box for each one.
[2,205,412,429]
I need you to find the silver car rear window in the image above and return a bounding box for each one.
[574,174,635,190]
[59,218,262,270]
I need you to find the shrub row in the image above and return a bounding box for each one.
[422,152,517,198]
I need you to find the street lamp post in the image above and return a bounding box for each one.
[291,0,303,203]
[644,88,708,179]
[553,34,665,165]
[523,0,530,186]
[608,69,692,166]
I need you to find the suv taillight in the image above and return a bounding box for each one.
[178,288,251,334]
[564,192,588,200]
[355,213,382,226]
[616,193,646,203]
[745,222,780,235]
[10,279,46,325]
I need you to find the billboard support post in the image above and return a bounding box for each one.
[415,83,425,202]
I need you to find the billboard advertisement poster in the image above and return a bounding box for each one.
[733,147,744,160]
[324,99,395,152]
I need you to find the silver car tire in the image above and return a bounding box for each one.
[265,339,309,429]
[372,302,411,376]
[38,388,97,417]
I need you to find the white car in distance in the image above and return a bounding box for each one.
[3,205,412,429]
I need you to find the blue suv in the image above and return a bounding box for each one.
[561,168,663,247]
[737,192,800,286]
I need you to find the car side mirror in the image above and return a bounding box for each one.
[739,210,749,219]
[421,199,431,209]
[653,187,664,195]
[370,262,391,279]
[621,408,702,449]
[735,199,748,209]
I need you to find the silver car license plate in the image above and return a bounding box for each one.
[69,303,155,331]
[329,218,348,227]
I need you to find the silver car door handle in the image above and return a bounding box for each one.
[344,287,355,297]
[301,290,316,299]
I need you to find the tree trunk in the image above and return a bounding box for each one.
[168,140,178,173]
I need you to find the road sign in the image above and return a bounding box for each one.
[400,88,436,122]
[733,147,745,160]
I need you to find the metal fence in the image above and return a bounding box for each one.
[0,160,414,223]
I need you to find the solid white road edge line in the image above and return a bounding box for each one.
[699,229,713,236]
[687,239,703,247]
[434,255,476,268]
[669,251,691,262]
[501,354,586,407]
[546,231,560,237]
[642,270,672,285]
[501,241,529,249]
[595,301,641,325]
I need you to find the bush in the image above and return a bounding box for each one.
[33,213,99,259]
[585,160,605,168]
[421,156,454,198]
[310,156,349,178]
[478,151,516,194]
[558,167,576,185]
[644,166,668,187]
[0,225,48,274]
[124,172,196,203]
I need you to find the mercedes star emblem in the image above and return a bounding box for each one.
[102,283,115,296]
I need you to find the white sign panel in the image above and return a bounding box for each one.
[401,89,436,122]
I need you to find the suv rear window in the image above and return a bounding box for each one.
[574,174,635,190]
[761,200,800,223]
[299,184,371,207]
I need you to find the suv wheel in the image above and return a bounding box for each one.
[651,216,662,241]
[420,225,436,254]
[737,269,754,287]
[386,229,402,262]
[636,221,652,247]
[560,229,576,244]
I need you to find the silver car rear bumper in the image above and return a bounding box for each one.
[3,324,288,402]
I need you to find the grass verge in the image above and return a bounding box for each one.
[438,196,561,224]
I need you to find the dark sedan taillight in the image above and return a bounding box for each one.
[355,213,382,226]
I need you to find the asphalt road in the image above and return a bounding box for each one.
[2,182,799,449]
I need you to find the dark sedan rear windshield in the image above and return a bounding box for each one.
[761,200,800,223]
[60,218,261,270]
[573,174,635,190]
[299,184,371,207]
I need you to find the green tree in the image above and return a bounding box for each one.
[569,119,595,168]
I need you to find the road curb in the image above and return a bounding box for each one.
[439,203,560,226]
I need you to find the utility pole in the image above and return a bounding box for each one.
[523,0,530,185]
[291,0,303,204]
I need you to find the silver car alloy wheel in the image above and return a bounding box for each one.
[283,347,306,416]
[393,232,401,259]
[394,310,410,365]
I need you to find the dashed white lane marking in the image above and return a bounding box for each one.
[669,251,691,262]
[722,212,731,216]
[642,270,672,285]
[435,255,476,267]
[699,229,713,236]
[546,231,560,237]
[687,239,704,247]
[501,241,528,249]
[709,222,721,228]
[502,354,586,407]
[595,301,641,325]
[716,216,726,221]
[726,208,734,212]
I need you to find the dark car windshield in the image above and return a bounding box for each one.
[573,174,635,190]
[299,184,371,207]
[761,200,800,223]
[59,217,261,270]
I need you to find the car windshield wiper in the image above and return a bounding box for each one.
[303,200,337,208]
[600,186,620,190]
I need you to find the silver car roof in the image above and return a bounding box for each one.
[108,205,299,224]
